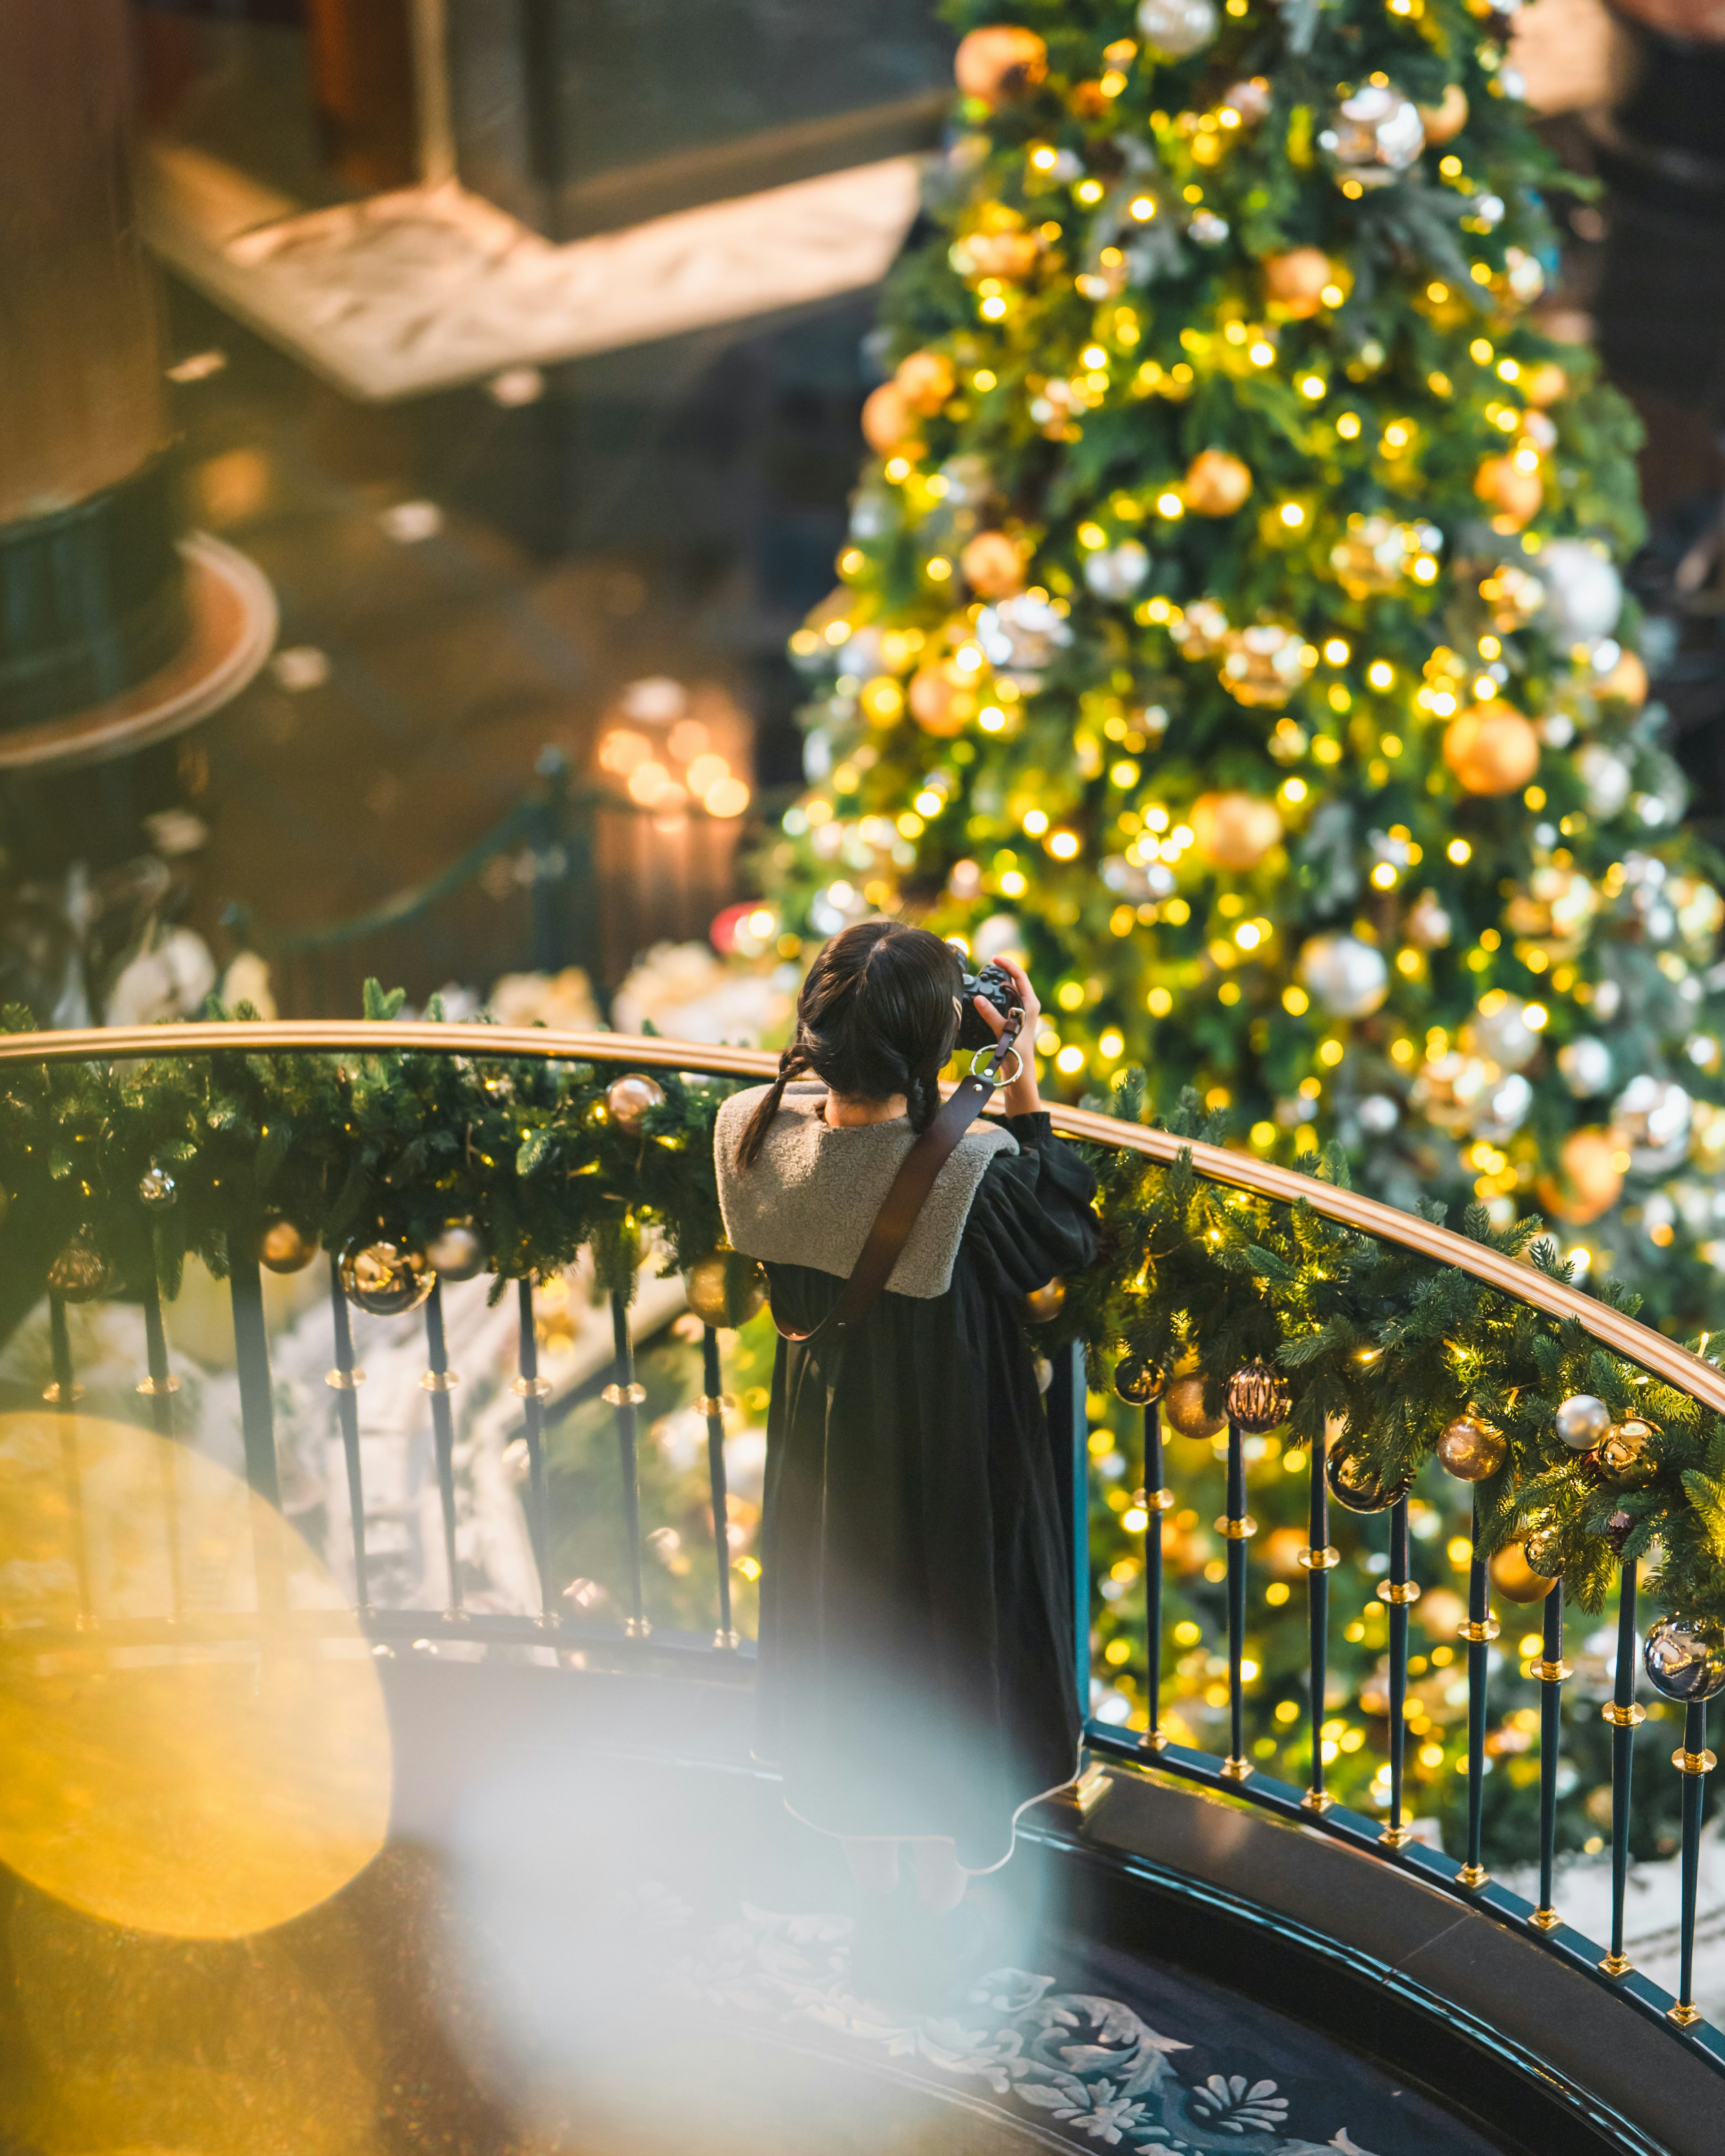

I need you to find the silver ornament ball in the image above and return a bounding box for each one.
[1321,85,1425,187]
[1464,996,1541,1073]
[1296,933,1389,1019]
[1611,1074,1691,1171]
[1188,210,1230,247]
[1539,539,1623,646]
[605,1073,666,1135]
[1554,1392,1612,1452]
[1578,743,1631,819]
[426,1223,487,1281]
[1135,0,1216,56]
[1557,1037,1613,1099]
[1643,1614,1725,1703]
[1084,541,1150,601]
[138,1166,178,1211]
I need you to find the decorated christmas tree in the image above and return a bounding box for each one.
[765,0,1725,1330]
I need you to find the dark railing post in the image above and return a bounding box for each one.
[327,1255,371,1615]
[1669,1702,1713,2026]
[1301,1416,1339,1811]
[1380,1494,1416,1847]
[1531,1578,1568,1931]
[1601,1560,1644,1976]
[47,1292,93,1625]
[421,1281,464,1617]
[138,1248,183,1617]
[512,1277,557,1623]
[1140,1395,1168,1753]
[1220,1416,1254,1782]
[1047,1341,1089,1713]
[1459,1496,1497,1887]
[606,1289,649,1637]
[700,1326,738,1649]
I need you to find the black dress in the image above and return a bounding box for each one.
[752,1112,1099,1872]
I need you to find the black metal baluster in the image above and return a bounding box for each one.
[47,1294,93,1626]
[422,1282,464,1617]
[138,1250,183,1618]
[326,1256,370,1615]
[1668,1702,1713,2026]
[1219,1416,1254,1781]
[1530,1580,1568,1931]
[511,1277,556,1623]
[1600,1560,1644,1975]
[1301,1416,1340,1812]
[606,1290,649,1638]
[1140,1396,1168,1753]
[1458,1497,1497,1889]
[700,1327,737,1649]
[1379,1495,1417,1847]
[1045,1341,1089,1710]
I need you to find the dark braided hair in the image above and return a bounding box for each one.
[735,920,964,1168]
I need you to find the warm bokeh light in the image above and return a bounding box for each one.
[0,1413,391,1939]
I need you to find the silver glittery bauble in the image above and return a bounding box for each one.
[1557,1037,1613,1098]
[1188,210,1230,247]
[605,1073,665,1135]
[425,1223,487,1281]
[1297,933,1388,1019]
[1473,1072,1532,1142]
[1539,539,1623,646]
[1464,997,1541,1073]
[1135,0,1216,56]
[976,593,1073,679]
[138,1166,178,1211]
[1555,1393,1612,1452]
[1320,85,1425,188]
[1611,1074,1691,1171]
[1084,541,1150,601]
[1643,1614,1725,1703]
[341,1239,435,1317]
[1578,743,1631,819]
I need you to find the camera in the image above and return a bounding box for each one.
[957,961,1021,1052]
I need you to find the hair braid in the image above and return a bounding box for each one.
[735,1040,812,1167]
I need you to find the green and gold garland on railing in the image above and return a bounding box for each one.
[1,991,1721,1638]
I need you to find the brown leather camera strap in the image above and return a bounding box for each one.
[772,1011,1023,1343]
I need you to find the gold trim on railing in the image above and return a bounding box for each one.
[6,1021,1724,1414]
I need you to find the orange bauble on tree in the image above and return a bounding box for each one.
[861,382,917,455]
[1184,449,1253,516]
[1262,248,1335,318]
[961,530,1026,597]
[1442,702,1540,795]
[954,25,1048,105]
[894,351,956,416]
[1191,791,1283,870]
[1538,1127,1624,1225]
[1475,455,1543,528]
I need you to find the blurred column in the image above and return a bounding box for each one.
[0,0,187,729]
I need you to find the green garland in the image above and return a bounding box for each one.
[0,993,1716,1618]
[1072,1075,1725,1621]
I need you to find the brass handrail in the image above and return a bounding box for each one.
[4,1021,1721,1414]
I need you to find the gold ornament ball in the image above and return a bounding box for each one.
[1022,1277,1066,1325]
[1488,1542,1555,1604]
[1437,1412,1507,1481]
[1262,247,1335,318]
[963,226,1040,281]
[961,530,1026,599]
[341,1240,434,1318]
[1184,449,1253,517]
[1226,1359,1292,1432]
[425,1223,487,1282]
[47,1233,111,1304]
[1522,362,1569,408]
[1598,649,1648,708]
[1593,1418,1654,1479]
[1190,790,1283,870]
[1417,83,1468,146]
[1442,703,1540,797]
[1163,1374,1225,1441]
[1218,624,1315,709]
[683,1251,769,1330]
[907,663,972,737]
[895,350,956,416]
[260,1218,319,1275]
[606,1073,665,1134]
[1114,1354,1165,1405]
[954,23,1048,104]
[1538,1127,1623,1227]
[861,381,917,455]
[1474,455,1543,529]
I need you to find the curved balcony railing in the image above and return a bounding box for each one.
[0,1021,1721,2096]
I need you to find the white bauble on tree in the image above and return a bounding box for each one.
[1136,0,1216,55]
[1539,539,1623,646]
[1578,742,1632,819]
[1557,1037,1613,1098]
[1320,85,1424,188]
[1297,934,1389,1018]
[1611,1074,1691,1171]
[1084,540,1150,601]
[1463,995,1542,1072]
